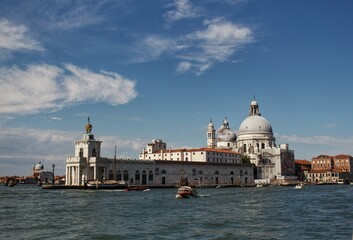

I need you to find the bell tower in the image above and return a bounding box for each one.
[207,119,216,148]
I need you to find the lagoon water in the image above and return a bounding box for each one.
[1,184,353,240]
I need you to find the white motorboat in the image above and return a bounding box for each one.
[175,186,198,199]
[295,183,305,189]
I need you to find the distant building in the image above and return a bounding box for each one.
[295,160,311,182]
[307,154,353,184]
[32,161,53,183]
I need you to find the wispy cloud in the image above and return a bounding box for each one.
[277,134,353,148]
[139,20,253,75]
[0,18,43,52]
[176,61,192,73]
[0,64,137,115]
[164,0,202,22]
[0,127,145,175]
[133,36,176,62]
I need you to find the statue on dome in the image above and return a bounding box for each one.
[85,117,92,134]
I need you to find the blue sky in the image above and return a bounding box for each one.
[0,0,352,176]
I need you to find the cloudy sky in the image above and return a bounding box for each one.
[0,0,352,176]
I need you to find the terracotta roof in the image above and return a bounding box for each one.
[295,160,311,165]
[335,154,352,159]
[144,148,240,155]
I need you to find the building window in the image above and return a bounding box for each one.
[123,170,129,181]
[135,170,140,181]
[148,170,153,181]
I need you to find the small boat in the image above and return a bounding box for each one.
[295,183,305,189]
[86,180,127,189]
[175,186,198,199]
[8,180,15,187]
[125,186,149,191]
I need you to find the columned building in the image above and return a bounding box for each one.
[66,118,254,187]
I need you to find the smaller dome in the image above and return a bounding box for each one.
[208,121,214,128]
[217,128,236,142]
[35,162,44,171]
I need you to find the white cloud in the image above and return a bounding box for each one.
[0,64,137,115]
[0,127,145,176]
[181,21,253,74]
[164,0,202,22]
[176,61,191,73]
[63,64,137,105]
[0,18,43,51]
[276,133,353,159]
[138,21,253,75]
[277,134,353,147]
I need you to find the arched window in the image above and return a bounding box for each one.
[243,144,247,153]
[161,169,167,174]
[215,170,219,175]
[230,171,234,175]
[198,170,203,175]
[123,170,129,181]
[148,170,153,181]
[116,170,121,181]
[108,170,113,179]
[135,170,140,181]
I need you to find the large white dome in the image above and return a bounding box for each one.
[238,115,273,135]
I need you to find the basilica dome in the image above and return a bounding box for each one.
[217,117,236,142]
[238,115,273,135]
[35,162,44,171]
[217,128,236,142]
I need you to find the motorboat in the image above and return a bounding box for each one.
[175,185,198,199]
[294,183,305,189]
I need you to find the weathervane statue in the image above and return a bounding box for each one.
[85,117,92,134]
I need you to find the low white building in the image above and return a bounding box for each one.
[66,118,254,187]
[139,139,242,164]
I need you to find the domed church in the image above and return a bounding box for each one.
[207,97,296,184]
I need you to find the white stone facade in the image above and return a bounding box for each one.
[206,97,297,183]
[66,119,253,187]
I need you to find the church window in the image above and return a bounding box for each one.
[243,144,247,153]
[148,170,153,181]
[135,170,140,181]
[230,171,234,175]
[123,171,129,181]
[116,170,122,181]
[261,143,265,149]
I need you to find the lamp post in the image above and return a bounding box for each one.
[52,163,55,185]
